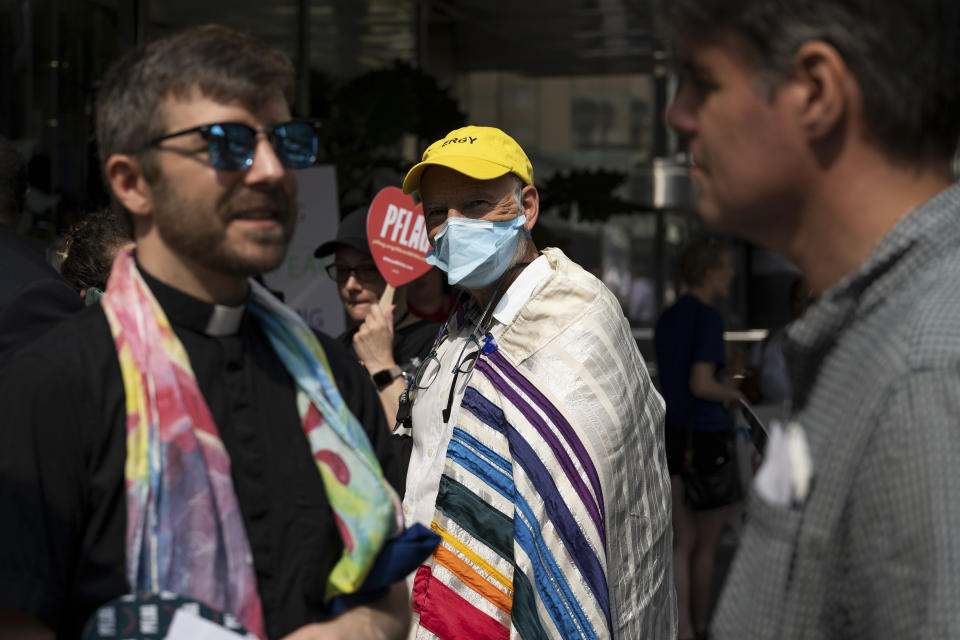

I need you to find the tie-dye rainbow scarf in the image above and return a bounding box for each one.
[101,249,402,638]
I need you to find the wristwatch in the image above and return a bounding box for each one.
[372,365,403,390]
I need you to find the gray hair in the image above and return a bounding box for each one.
[656,0,960,162]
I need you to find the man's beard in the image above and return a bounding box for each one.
[152,178,297,278]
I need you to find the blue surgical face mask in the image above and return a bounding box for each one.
[426,202,529,289]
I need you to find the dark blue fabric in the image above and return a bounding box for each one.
[326,523,440,615]
[654,294,731,432]
[0,223,82,369]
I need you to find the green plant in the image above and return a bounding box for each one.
[316,60,465,211]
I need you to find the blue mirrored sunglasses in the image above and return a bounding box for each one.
[147,121,320,171]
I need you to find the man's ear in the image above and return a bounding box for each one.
[105,154,153,219]
[786,41,856,141]
[519,184,539,232]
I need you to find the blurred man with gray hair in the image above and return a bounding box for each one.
[658,0,960,637]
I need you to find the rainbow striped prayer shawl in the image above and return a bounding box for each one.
[410,247,676,639]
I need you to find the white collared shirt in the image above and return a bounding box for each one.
[401,256,551,528]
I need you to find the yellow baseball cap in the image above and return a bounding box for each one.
[402,126,534,195]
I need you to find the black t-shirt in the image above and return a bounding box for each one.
[339,316,438,491]
[0,223,83,368]
[0,269,401,639]
[653,294,732,431]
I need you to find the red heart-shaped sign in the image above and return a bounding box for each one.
[366,186,432,287]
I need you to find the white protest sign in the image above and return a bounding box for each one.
[262,164,345,336]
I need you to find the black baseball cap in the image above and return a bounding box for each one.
[313,205,370,258]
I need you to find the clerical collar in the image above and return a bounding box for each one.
[137,263,247,337]
[203,303,246,336]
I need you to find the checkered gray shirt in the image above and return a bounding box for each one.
[713,181,960,639]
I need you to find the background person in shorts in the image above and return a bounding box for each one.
[654,237,744,640]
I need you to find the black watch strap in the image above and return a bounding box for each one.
[372,365,402,390]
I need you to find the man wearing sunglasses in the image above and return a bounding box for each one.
[398,126,676,639]
[0,25,427,640]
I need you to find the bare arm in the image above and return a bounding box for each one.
[352,305,404,428]
[689,361,743,408]
[280,582,410,640]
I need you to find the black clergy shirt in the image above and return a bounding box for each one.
[338,316,438,489]
[0,267,402,639]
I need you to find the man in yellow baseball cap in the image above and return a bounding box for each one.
[397,125,676,639]
[402,125,536,293]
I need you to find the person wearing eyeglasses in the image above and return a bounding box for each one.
[0,25,436,640]
[653,237,743,640]
[314,206,439,442]
[397,126,676,639]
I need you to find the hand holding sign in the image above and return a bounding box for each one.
[366,186,432,309]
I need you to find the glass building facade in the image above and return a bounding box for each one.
[2,0,860,361]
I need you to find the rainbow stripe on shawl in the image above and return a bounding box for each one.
[412,348,611,639]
